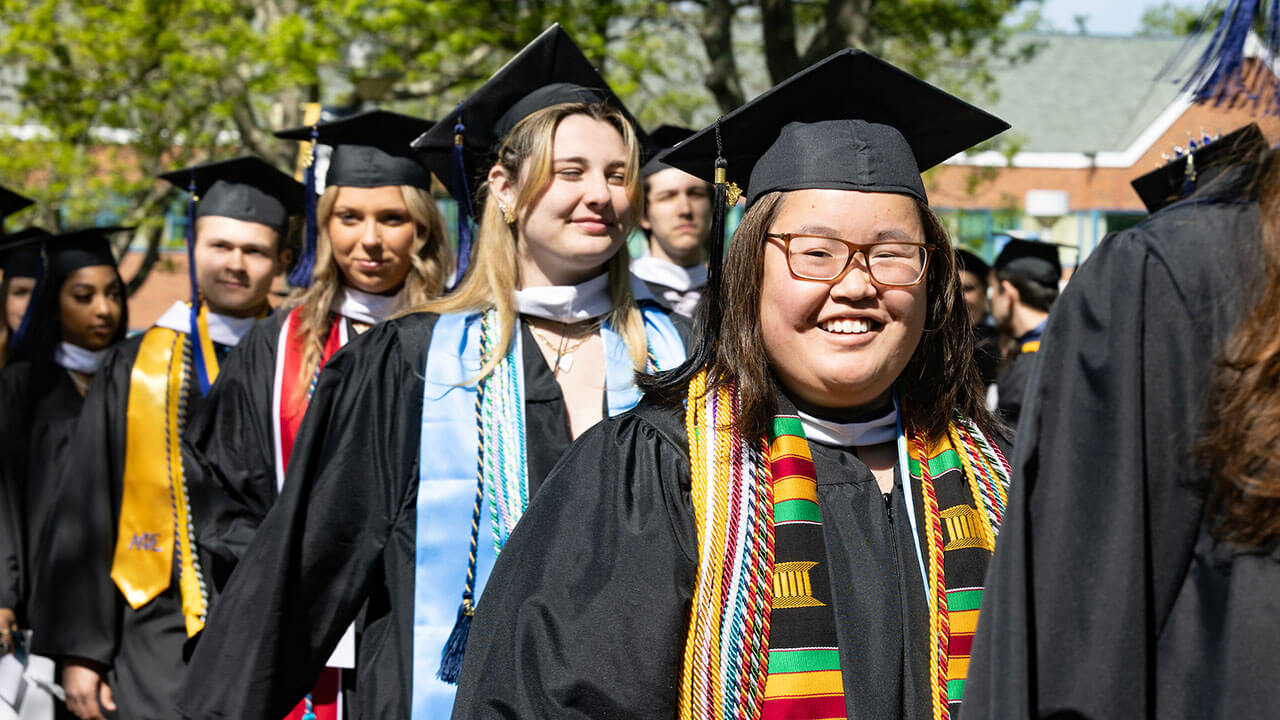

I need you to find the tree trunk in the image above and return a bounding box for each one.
[123,187,176,297]
[699,0,746,113]
[759,0,802,84]
[805,0,876,64]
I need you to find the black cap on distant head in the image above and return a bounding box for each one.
[275,110,434,190]
[993,238,1060,287]
[47,226,127,277]
[642,125,697,178]
[412,23,650,202]
[1130,123,1267,213]
[0,186,34,228]
[955,248,990,279]
[158,157,307,237]
[662,49,1009,206]
[0,227,51,278]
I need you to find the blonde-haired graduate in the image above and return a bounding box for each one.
[454,50,1015,720]
[177,24,688,720]
[178,113,453,719]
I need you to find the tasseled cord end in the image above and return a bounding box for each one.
[436,593,475,684]
[288,124,320,288]
[451,102,476,285]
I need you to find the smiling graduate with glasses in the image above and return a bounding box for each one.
[453,49,1017,720]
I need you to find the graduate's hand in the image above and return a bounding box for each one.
[0,608,15,654]
[62,659,117,720]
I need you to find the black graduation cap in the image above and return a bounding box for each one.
[0,186,34,229]
[411,23,650,281]
[46,226,126,277]
[1130,123,1268,214]
[0,227,51,278]
[954,248,990,279]
[412,23,650,202]
[663,49,1009,207]
[158,157,306,237]
[642,124,697,178]
[275,109,434,190]
[650,50,1008,390]
[993,238,1060,287]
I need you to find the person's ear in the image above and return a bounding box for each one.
[276,246,296,276]
[488,164,517,216]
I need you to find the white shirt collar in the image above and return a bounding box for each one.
[154,300,259,347]
[331,286,407,325]
[630,256,708,293]
[54,342,108,374]
[515,273,613,324]
[797,406,898,448]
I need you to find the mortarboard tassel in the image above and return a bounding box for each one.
[451,103,476,284]
[1176,0,1280,111]
[8,241,46,353]
[288,124,319,288]
[437,458,485,683]
[653,121,730,389]
[185,172,216,396]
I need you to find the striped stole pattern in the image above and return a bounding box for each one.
[762,417,846,720]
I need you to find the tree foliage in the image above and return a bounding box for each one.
[0,0,1034,288]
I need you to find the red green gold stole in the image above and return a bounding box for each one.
[678,371,1010,720]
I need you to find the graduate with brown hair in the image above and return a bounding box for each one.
[453,49,1011,720]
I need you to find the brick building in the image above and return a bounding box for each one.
[929,33,1280,267]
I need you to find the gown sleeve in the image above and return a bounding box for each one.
[963,215,1241,719]
[0,364,31,613]
[452,401,698,720]
[177,319,425,720]
[28,344,135,663]
[183,317,283,590]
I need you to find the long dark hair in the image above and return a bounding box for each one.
[644,190,999,442]
[19,260,129,378]
[1199,146,1280,548]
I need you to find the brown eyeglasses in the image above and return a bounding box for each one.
[765,233,934,287]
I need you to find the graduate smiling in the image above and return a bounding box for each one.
[453,49,1013,720]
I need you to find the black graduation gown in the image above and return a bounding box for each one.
[181,311,352,593]
[0,361,84,621]
[963,188,1274,718]
[30,333,232,720]
[452,396,1002,720]
[973,323,1000,388]
[994,337,1037,426]
[178,310,687,720]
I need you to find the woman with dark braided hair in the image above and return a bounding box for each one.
[964,130,1280,719]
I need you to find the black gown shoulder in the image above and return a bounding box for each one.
[183,311,289,590]
[453,397,698,719]
[964,189,1269,719]
[178,311,440,720]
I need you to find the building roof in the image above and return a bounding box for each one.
[985,33,1207,155]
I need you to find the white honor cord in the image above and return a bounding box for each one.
[894,390,931,603]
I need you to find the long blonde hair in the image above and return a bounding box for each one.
[288,184,453,390]
[419,101,649,378]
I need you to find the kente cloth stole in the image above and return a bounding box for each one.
[762,416,846,720]
[110,312,221,638]
[678,371,1011,720]
[271,306,349,493]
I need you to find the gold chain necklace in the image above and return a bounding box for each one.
[527,321,598,375]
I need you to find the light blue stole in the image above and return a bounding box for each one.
[410,307,685,717]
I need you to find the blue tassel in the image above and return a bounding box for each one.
[436,595,474,684]
[289,125,319,288]
[450,103,476,285]
[185,172,213,396]
[301,693,316,720]
[1181,0,1268,107]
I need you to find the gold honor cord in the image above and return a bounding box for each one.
[110,326,210,635]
